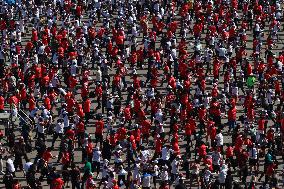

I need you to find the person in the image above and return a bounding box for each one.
[12,179,21,189]
[13,137,27,171]
[51,119,64,148]
[3,170,14,189]
[51,175,64,189]
[92,146,101,178]
[0,143,5,174]
[70,163,81,189]
[6,156,15,177]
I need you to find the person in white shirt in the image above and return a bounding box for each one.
[161,145,171,163]
[152,160,159,188]
[92,146,101,178]
[160,165,169,183]
[101,159,110,181]
[36,117,46,142]
[249,143,258,172]
[215,129,224,151]
[171,156,181,183]
[140,147,150,163]
[51,119,64,148]
[118,165,127,187]
[23,161,33,176]
[133,163,141,184]
[142,172,152,189]
[62,112,70,132]
[212,148,222,173]
[155,109,164,124]
[6,157,15,176]
[218,164,228,186]
[203,165,212,187]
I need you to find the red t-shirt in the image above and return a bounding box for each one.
[52,178,64,189]
[0,96,4,110]
[42,151,52,162]
[83,99,91,113]
[198,144,207,157]
[95,120,104,135]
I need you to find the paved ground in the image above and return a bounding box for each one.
[0,5,284,189]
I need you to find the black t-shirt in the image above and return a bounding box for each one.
[175,183,187,189]
[70,168,80,182]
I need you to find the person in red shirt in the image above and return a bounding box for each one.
[76,119,85,147]
[226,144,235,169]
[28,94,36,111]
[12,179,21,189]
[43,94,52,110]
[198,142,207,160]
[51,177,64,189]
[85,173,96,189]
[117,125,127,142]
[95,118,104,145]
[83,97,91,123]
[0,95,4,113]
[198,105,207,132]
[228,105,237,131]
[42,147,55,163]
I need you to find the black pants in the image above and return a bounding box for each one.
[92,161,100,175]
[14,155,23,170]
[72,181,80,189]
[51,133,63,147]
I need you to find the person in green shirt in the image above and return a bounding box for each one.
[247,74,256,90]
[81,160,92,188]
[84,161,92,173]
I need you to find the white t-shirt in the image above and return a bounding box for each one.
[218,169,227,184]
[142,174,151,187]
[92,150,101,162]
[215,133,224,146]
[160,170,169,181]
[161,147,170,160]
[24,162,33,173]
[7,159,15,172]
[171,159,179,174]
[37,123,46,134]
[212,151,222,165]
[55,122,64,134]
[249,147,258,159]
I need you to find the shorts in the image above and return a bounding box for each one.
[249,159,258,166]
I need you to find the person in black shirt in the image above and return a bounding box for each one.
[102,139,112,161]
[26,165,37,189]
[34,138,46,165]
[70,163,81,189]
[3,171,13,189]
[225,170,233,189]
